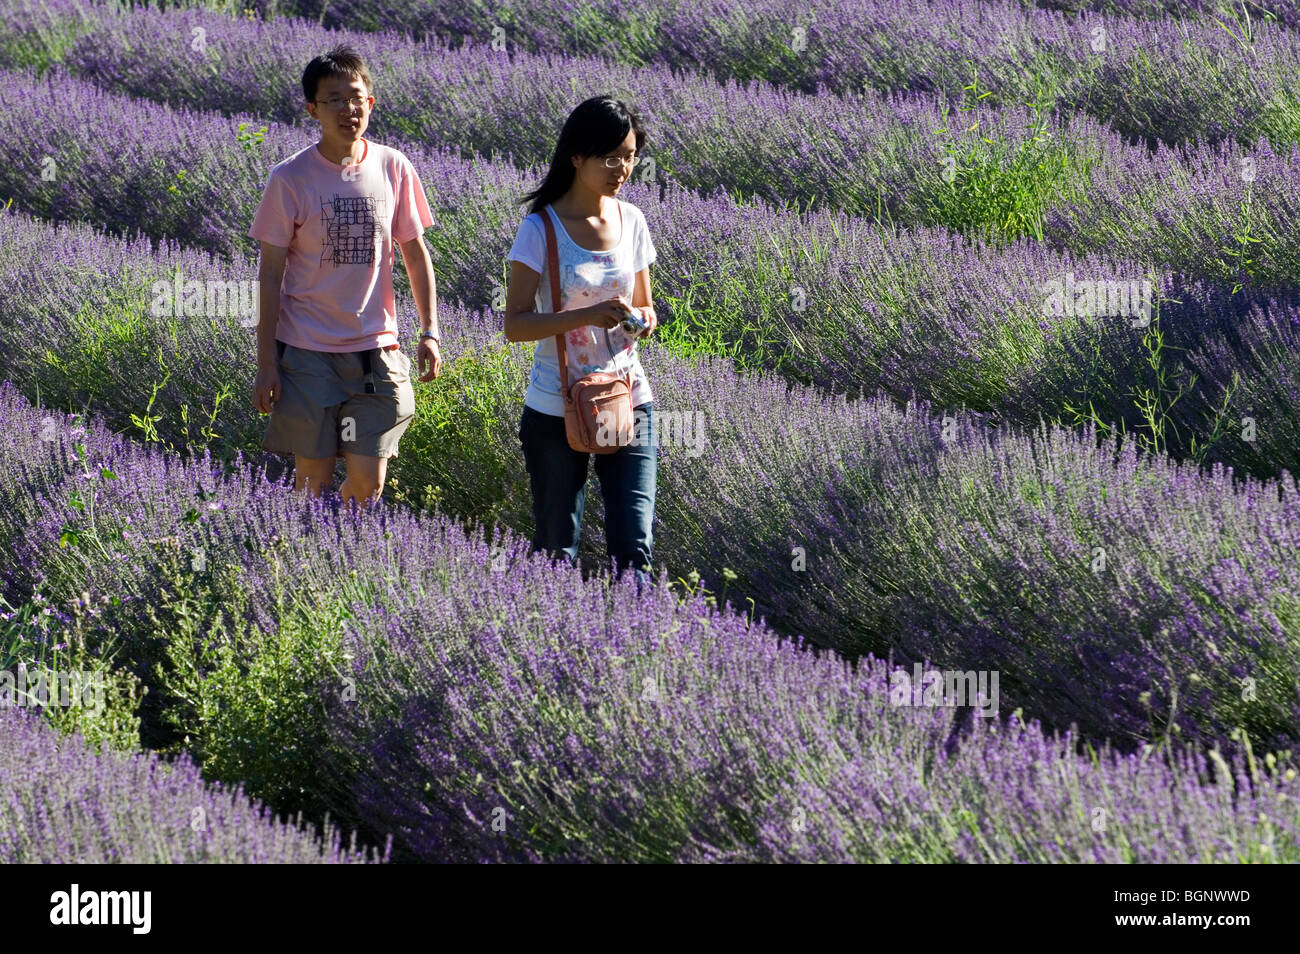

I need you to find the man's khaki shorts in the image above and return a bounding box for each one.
[262,340,415,460]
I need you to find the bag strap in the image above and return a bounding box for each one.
[541,208,574,404]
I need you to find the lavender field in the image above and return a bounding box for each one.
[1,0,1299,865]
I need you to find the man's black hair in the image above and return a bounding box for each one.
[303,45,372,103]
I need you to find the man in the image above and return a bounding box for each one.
[250,44,442,507]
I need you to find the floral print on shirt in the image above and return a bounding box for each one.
[560,258,642,381]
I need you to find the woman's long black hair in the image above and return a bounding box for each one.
[520,96,646,215]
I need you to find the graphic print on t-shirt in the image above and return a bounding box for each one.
[320,194,387,267]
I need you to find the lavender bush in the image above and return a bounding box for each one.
[1178,294,1300,477]
[758,410,1300,751]
[998,276,1300,475]
[1043,134,1300,291]
[0,587,146,753]
[1011,0,1299,30]
[332,570,1300,862]
[0,708,385,862]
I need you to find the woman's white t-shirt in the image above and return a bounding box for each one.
[506,199,657,417]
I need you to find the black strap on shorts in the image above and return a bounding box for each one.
[359,347,375,393]
[359,344,400,393]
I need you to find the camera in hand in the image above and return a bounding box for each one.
[620,307,647,336]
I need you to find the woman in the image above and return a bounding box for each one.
[503,96,659,591]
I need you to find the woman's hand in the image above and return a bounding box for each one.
[585,296,639,331]
[638,304,657,338]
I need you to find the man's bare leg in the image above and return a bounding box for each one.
[293,455,337,498]
[339,452,388,509]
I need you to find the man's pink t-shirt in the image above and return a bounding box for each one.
[248,139,433,352]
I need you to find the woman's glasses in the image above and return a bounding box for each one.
[601,155,640,169]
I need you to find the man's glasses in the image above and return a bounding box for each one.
[601,155,640,169]
[315,95,370,111]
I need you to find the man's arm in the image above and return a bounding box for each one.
[252,241,287,414]
[400,234,443,381]
[257,241,288,367]
[399,235,440,340]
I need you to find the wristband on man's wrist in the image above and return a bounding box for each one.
[419,330,440,343]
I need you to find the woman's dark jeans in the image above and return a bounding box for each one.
[518,402,657,587]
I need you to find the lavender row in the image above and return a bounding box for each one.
[2,383,1296,861]
[1043,133,1300,290]
[14,0,1298,151]
[253,0,1300,44]
[6,139,1300,488]
[0,64,1118,261]
[0,709,384,863]
[1008,0,1299,28]
[10,60,1298,302]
